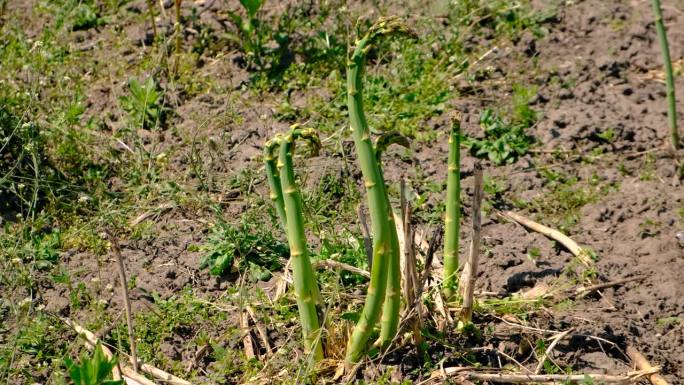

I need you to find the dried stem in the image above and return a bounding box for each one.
[626,345,670,385]
[458,163,483,326]
[574,275,646,299]
[534,328,573,374]
[106,231,139,372]
[313,259,371,279]
[498,211,593,266]
[246,305,272,354]
[401,179,423,356]
[357,204,374,270]
[172,0,182,75]
[241,310,256,359]
[145,0,157,38]
[429,367,657,384]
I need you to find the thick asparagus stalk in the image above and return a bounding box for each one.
[442,115,462,302]
[277,126,323,361]
[345,17,415,364]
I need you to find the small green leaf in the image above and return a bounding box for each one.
[340,311,360,323]
[239,0,263,19]
[65,344,124,385]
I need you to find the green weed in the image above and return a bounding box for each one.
[119,77,167,130]
[464,108,535,165]
[199,221,287,279]
[656,316,681,328]
[64,344,123,385]
[225,0,267,68]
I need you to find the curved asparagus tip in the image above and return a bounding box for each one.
[374,131,409,350]
[289,124,322,157]
[374,132,410,162]
[359,16,417,50]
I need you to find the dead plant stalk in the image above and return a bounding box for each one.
[458,163,483,325]
[106,231,139,372]
[626,345,670,385]
[430,367,658,384]
[498,210,593,266]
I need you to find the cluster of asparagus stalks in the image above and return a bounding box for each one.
[263,0,681,369]
[264,17,468,365]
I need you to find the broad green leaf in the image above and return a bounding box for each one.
[239,0,263,19]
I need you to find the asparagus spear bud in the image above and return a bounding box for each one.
[443,114,462,302]
[276,125,324,361]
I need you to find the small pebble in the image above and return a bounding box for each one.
[676,231,684,247]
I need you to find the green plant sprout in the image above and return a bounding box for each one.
[650,0,679,151]
[464,108,534,165]
[119,77,165,130]
[265,125,323,360]
[375,132,410,351]
[198,221,287,279]
[344,17,416,365]
[442,114,462,302]
[226,0,266,68]
[64,344,124,385]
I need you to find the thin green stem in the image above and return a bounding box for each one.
[264,137,287,233]
[443,115,462,303]
[378,175,400,351]
[651,0,679,150]
[375,133,409,350]
[277,126,323,361]
[145,0,157,38]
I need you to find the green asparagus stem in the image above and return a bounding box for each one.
[277,126,323,361]
[345,17,415,364]
[442,115,462,302]
[264,137,287,233]
[651,0,679,150]
[374,133,410,350]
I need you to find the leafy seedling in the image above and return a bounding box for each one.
[119,77,166,130]
[199,221,287,279]
[64,344,124,385]
[225,0,267,67]
[464,108,535,165]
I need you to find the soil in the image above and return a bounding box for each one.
[12,0,684,383]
